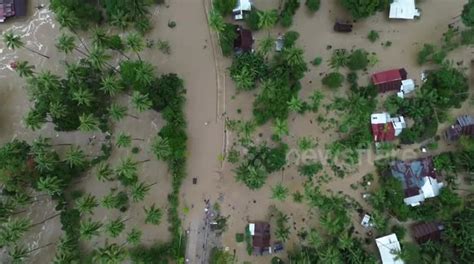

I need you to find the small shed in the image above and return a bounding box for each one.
[445,115,474,141]
[334,20,353,32]
[234,26,254,53]
[232,0,252,20]
[249,222,271,255]
[411,222,444,244]
[372,68,408,93]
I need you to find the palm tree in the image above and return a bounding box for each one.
[14,61,35,77]
[65,146,87,168]
[258,36,275,56]
[209,10,226,33]
[72,88,94,106]
[329,49,349,70]
[134,62,155,87]
[96,162,114,182]
[273,118,289,138]
[105,217,126,238]
[100,75,123,96]
[131,91,152,112]
[91,27,110,49]
[110,10,129,29]
[8,243,54,264]
[101,192,118,209]
[108,104,127,122]
[130,181,156,202]
[144,204,162,225]
[3,31,50,59]
[126,33,144,60]
[287,96,304,113]
[34,151,58,172]
[115,157,138,181]
[78,113,99,131]
[151,136,171,160]
[126,228,142,246]
[258,10,278,32]
[37,176,63,196]
[116,132,132,148]
[75,194,98,215]
[92,243,127,264]
[283,47,305,67]
[24,109,45,130]
[271,184,289,201]
[233,67,253,90]
[0,218,31,246]
[88,47,112,70]
[56,33,86,56]
[49,101,68,119]
[79,219,102,240]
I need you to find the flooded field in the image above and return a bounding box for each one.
[0,0,472,263]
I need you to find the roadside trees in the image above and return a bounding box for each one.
[340,0,380,19]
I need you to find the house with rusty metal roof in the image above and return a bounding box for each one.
[411,222,444,244]
[248,221,271,255]
[390,157,444,207]
[0,0,26,23]
[445,115,474,141]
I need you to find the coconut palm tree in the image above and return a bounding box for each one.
[79,219,102,240]
[56,34,86,56]
[110,10,129,30]
[116,132,132,148]
[72,88,94,107]
[92,242,127,264]
[101,192,118,209]
[3,31,50,59]
[88,47,112,70]
[126,228,142,246]
[287,96,304,113]
[75,194,98,215]
[115,157,138,181]
[271,184,289,201]
[233,67,253,90]
[0,218,30,246]
[126,33,144,61]
[91,27,110,49]
[273,118,289,138]
[258,10,278,32]
[105,217,126,238]
[144,204,162,225]
[209,10,226,33]
[131,91,152,112]
[274,224,290,242]
[34,151,58,173]
[134,61,155,87]
[24,109,46,131]
[283,47,305,67]
[49,101,68,119]
[14,61,35,77]
[79,113,99,132]
[151,136,171,160]
[100,75,123,96]
[37,176,63,196]
[108,104,126,122]
[130,181,156,202]
[96,162,114,182]
[65,146,87,168]
[258,36,275,57]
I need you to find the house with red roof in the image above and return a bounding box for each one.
[372,68,408,93]
[371,112,406,142]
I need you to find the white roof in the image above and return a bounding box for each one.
[390,0,420,20]
[248,223,255,235]
[375,234,404,264]
[233,0,252,12]
[401,79,415,94]
[361,214,372,228]
[371,113,391,124]
[421,176,443,198]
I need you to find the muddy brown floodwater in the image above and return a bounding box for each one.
[0,0,473,263]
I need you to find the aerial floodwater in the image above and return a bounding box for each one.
[0,0,473,264]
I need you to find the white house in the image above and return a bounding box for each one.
[233,0,252,20]
[375,234,404,264]
[389,0,420,20]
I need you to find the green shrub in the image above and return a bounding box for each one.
[347,49,369,71]
[322,72,345,89]
[235,233,244,242]
[283,31,300,48]
[246,8,261,31]
[368,30,379,42]
[417,44,435,65]
[311,57,323,66]
[391,225,407,240]
[461,28,474,45]
[306,0,321,12]
[280,10,294,27]
[219,23,238,56]
[213,0,238,15]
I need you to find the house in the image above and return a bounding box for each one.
[232,0,252,20]
[375,233,404,264]
[371,112,406,142]
[445,115,474,141]
[248,222,271,255]
[411,222,444,244]
[389,0,420,20]
[372,68,408,93]
[397,79,415,98]
[390,157,444,207]
[0,0,27,23]
[234,26,254,53]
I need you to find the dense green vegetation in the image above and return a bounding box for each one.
[462,0,474,27]
[339,0,380,19]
